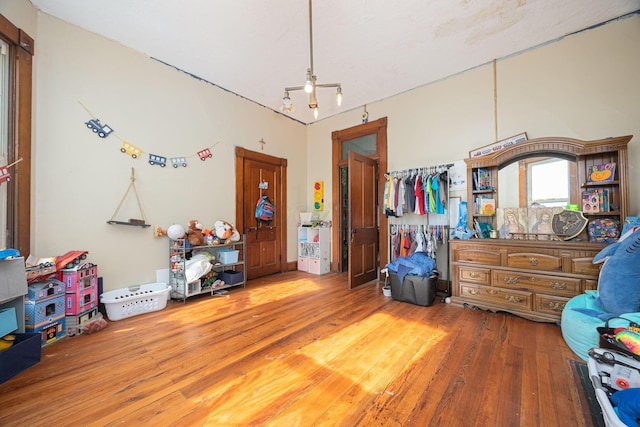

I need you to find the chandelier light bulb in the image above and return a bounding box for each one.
[336,87,343,106]
[304,69,314,93]
[313,106,319,119]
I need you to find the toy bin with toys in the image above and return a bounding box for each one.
[100,283,170,321]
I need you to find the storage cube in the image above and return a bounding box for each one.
[26,318,66,346]
[0,257,28,303]
[24,294,65,327]
[219,270,243,285]
[27,279,65,302]
[0,307,18,337]
[217,249,239,264]
[389,272,438,307]
[59,263,98,293]
[0,333,41,384]
[65,286,97,315]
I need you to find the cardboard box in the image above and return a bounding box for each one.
[27,279,65,302]
[0,333,41,384]
[59,263,98,293]
[26,318,66,346]
[25,294,65,327]
[65,286,97,315]
[389,272,438,307]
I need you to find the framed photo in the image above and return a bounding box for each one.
[469,132,528,159]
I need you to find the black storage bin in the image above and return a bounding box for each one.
[0,333,41,384]
[389,272,438,306]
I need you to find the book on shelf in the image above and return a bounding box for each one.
[476,168,493,190]
[582,189,599,213]
[587,162,616,183]
[480,198,496,215]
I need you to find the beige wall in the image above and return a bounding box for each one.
[2,2,639,290]
[309,14,640,262]
[3,3,307,290]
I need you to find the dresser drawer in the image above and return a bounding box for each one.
[459,283,532,310]
[572,257,601,276]
[458,267,491,285]
[584,279,598,291]
[507,252,562,272]
[534,294,569,316]
[453,248,501,266]
[492,271,580,297]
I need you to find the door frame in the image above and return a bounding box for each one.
[235,147,288,274]
[331,117,388,274]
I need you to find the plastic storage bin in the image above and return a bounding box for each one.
[217,249,239,265]
[0,333,41,384]
[100,283,170,321]
[389,272,438,307]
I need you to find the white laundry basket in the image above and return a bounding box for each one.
[100,283,170,321]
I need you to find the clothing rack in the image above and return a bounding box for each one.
[383,161,455,300]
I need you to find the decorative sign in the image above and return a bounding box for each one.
[469,132,528,159]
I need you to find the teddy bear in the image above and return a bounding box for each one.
[213,220,240,244]
[187,219,205,246]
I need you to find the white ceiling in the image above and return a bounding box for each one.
[29,0,640,124]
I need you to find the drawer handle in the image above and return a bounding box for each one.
[488,289,498,295]
[528,257,538,266]
[468,272,480,279]
[549,282,567,290]
[505,295,523,303]
[468,289,479,295]
[504,277,520,285]
[548,301,565,311]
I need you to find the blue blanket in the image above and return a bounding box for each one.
[386,252,436,284]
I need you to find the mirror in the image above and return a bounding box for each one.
[498,156,575,209]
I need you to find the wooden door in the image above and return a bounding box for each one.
[235,148,287,280]
[348,152,379,289]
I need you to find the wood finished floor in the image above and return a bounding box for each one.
[0,271,589,426]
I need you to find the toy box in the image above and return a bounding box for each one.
[0,333,41,384]
[66,307,99,336]
[65,286,97,315]
[389,272,438,307]
[26,317,65,346]
[100,282,170,321]
[219,270,243,286]
[0,307,18,337]
[27,279,65,302]
[217,249,239,264]
[24,294,65,327]
[59,263,98,293]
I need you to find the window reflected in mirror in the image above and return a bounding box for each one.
[499,157,573,208]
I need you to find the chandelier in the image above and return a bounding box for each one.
[281,0,342,120]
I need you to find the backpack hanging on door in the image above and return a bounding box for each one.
[255,195,275,223]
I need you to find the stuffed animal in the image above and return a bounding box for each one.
[213,220,240,244]
[594,228,640,315]
[187,220,205,246]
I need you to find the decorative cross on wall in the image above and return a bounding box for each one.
[259,138,266,150]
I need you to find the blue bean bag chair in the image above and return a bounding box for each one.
[561,290,640,360]
[561,228,640,360]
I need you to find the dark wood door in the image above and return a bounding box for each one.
[235,148,287,280]
[348,152,379,289]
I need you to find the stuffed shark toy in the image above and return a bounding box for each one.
[594,228,640,315]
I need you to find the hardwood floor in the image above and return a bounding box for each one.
[0,271,590,426]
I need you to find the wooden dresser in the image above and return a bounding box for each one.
[450,239,604,322]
